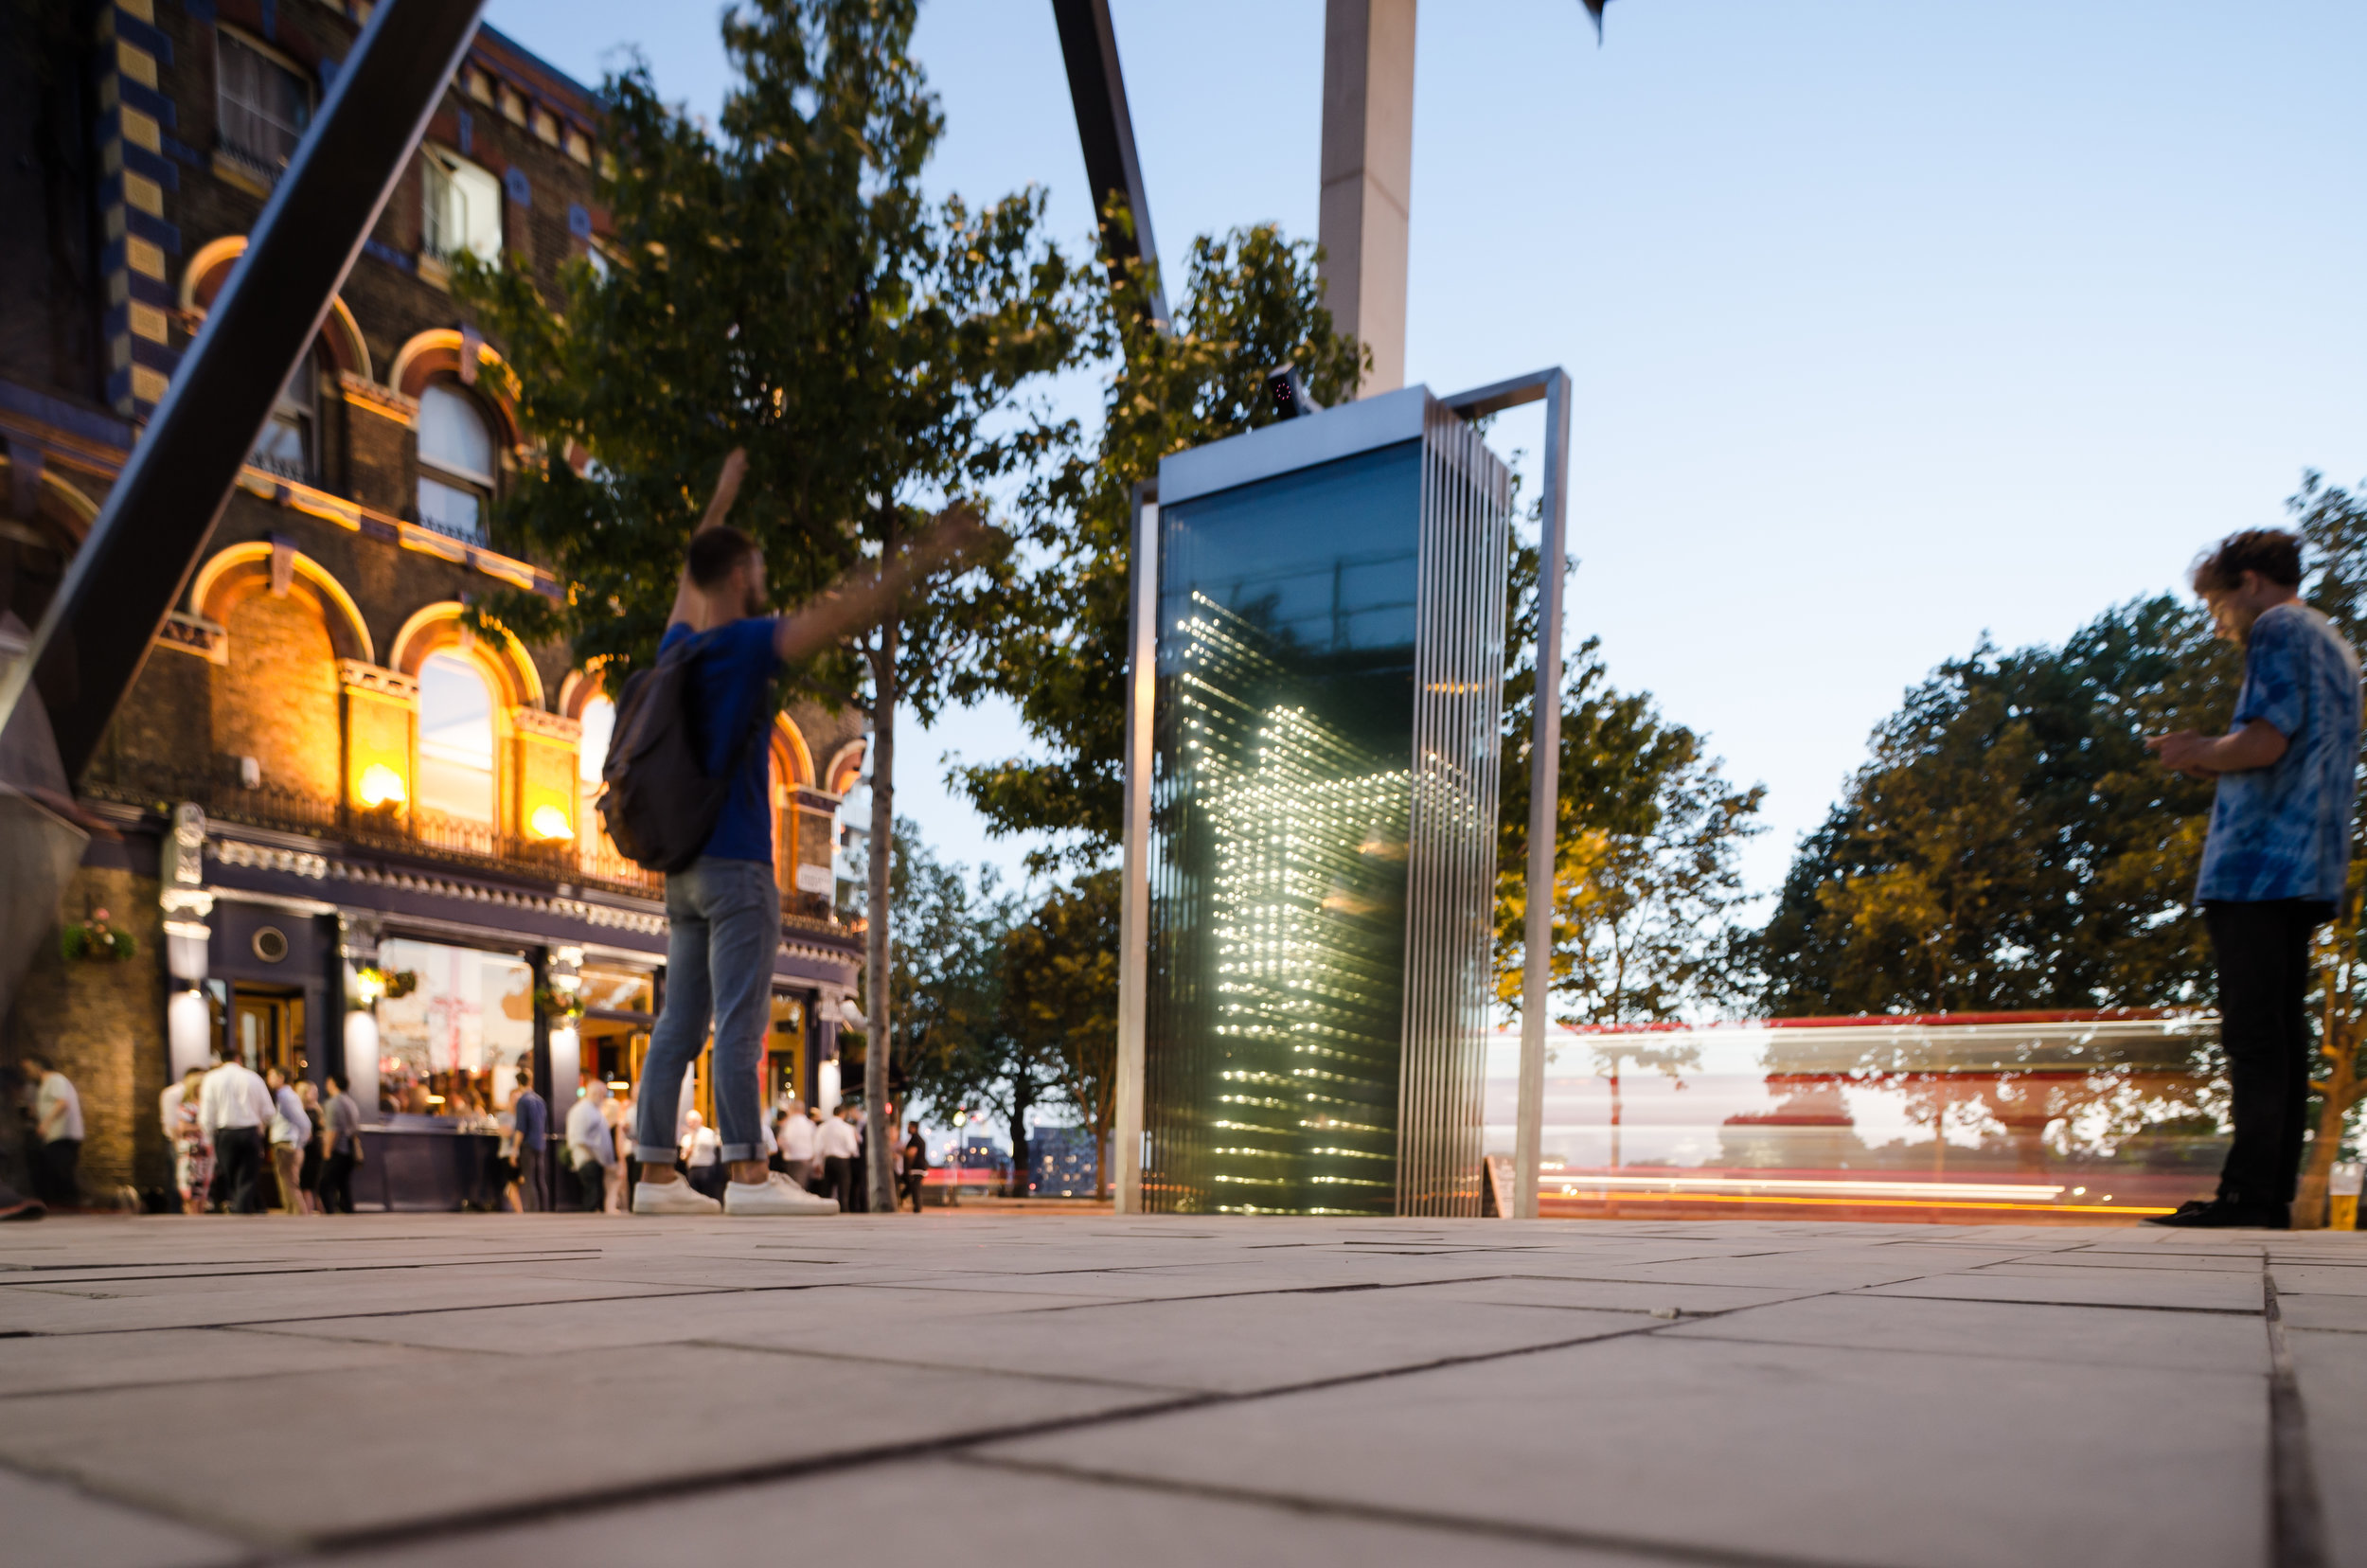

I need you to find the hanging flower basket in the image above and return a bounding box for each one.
[62,910,136,963]
[534,984,585,1024]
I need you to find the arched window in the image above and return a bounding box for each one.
[250,346,320,482]
[417,651,495,823]
[417,383,493,542]
[578,694,614,784]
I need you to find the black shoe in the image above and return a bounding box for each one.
[2145,1198,2288,1229]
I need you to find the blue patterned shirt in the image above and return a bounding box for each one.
[2196,602,2361,905]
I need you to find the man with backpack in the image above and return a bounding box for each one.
[602,453,984,1218]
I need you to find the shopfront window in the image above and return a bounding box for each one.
[372,938,532,1117]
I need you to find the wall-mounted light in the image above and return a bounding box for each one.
[357,763,407,807]
[528,803,575,840]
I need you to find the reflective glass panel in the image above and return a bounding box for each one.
[1147,440,1424,1215]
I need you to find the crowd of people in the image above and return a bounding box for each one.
[152,1056,365,1215]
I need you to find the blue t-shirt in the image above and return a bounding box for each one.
[2196,602,2361,905]
[512,1089,547,1148]
[656,616,779,864]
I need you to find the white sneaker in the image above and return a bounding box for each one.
[632,1178,721,1216]
[724,1173,841,1217]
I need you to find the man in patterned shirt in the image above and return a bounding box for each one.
[2147,528,2360,1228]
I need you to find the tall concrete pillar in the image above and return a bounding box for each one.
[1320,0,1417,395]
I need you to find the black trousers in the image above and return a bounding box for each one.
[577,1159,609,1212]
[2205,899,2330,1209]
[31,1139,80,1207]
[320,1151,357,1214]
[823,1154,853,1210]
[214,1126,265,1214]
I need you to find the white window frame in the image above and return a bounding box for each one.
[215,27,312,176]
[416,382,496,543]
[421,147,503,264]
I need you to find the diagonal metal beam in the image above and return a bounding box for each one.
[0,0,489,779]
[1051,0,1170,333]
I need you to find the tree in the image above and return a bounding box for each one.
[1000,868,1121,1196]
[877,818,1060,1194]
[1755,598,2234,1016]
[952,227,1363,864]
[1490,532,1762,1162]
[2285,472,2367,1227]
[454,0,1084,1211]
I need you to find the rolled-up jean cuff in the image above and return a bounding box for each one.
[633,1146,679,1166]
[719,1143,758,1164]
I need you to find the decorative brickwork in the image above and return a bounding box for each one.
[4,865,170,1197]
[213,590,341,800]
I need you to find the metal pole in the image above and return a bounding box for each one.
[1112,481,1158,1214]
[0,0,489,775]
[1050,0,1171,332]
[1514,371,1571,1219]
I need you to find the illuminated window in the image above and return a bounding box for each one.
[418,651,494,823]
[216,30,311,176]
[417,383,493,542]
[421,147,502,263]
[577,694,614,784]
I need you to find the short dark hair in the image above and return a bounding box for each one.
[326,1072,347,1092]
[2193,528,2304,594]
[687,526,758,589]
[514,1064,533,1088]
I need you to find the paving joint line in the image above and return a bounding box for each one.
[283,1280,1829,1558]
[950,1452,1873,1568]
[2264,1266,2329,1568]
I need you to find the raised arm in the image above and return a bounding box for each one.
[666,448,750,633]
[770,503,994,666]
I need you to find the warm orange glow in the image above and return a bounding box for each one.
[357,763,407,807]
[528,803,575,840]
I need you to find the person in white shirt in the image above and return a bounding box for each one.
[160,1066,211,1214]
[198,1058,276,1214]
[565,1081,617,1214]
[680,1111,725,1201]
[817,1103,861,1212]
[22,1056,83,1209]
[264,1066,313,1216]
[773,1098,816,1191]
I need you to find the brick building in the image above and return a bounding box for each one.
[0,0,865,1205]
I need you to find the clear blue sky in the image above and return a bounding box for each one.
[485,0,2367,903]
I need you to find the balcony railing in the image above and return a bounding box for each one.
[83,768,664,900]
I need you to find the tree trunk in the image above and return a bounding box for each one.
[1009,1081,1032,1199]
[863,613,898,1216]
[2292,1054,2358,1231]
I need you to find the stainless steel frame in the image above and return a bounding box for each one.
[1112,368,1569,1218]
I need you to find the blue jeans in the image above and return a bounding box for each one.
[635,857,775,1167]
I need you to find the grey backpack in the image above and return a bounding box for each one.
[595,630,768,874]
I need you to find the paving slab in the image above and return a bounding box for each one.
[1660,1291,2270,1372]
[315,1454,1664,1568]
[988,1331,2271,1568]
[0,1340,1169,1546]
[0,1215,2355,1566]
[0,1325,447,1399]
[0,1464,246,1568]
[2285,1328,2367,1568]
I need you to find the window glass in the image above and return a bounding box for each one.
[417,384,493,542]
[578,694,614,783]
[217,31,311,172]
[373,937,533,1117]
[417,475,482,541]
[422,149,503,262]
[250,350,316,480]
[418,384,493,483]
[417,651,495,823]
